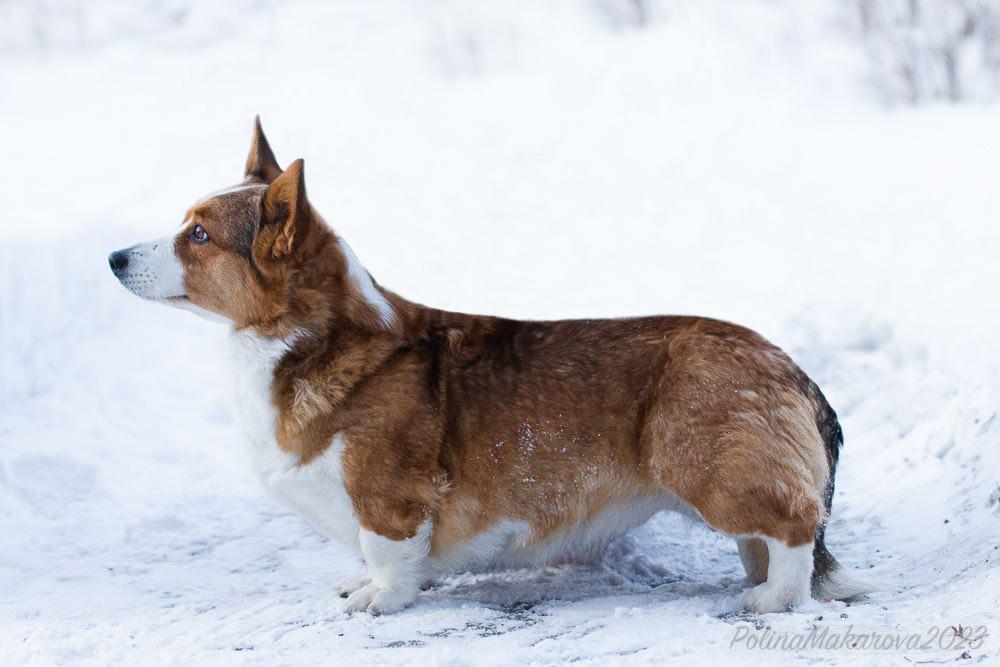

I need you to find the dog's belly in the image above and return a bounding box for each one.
[430,492,698,575]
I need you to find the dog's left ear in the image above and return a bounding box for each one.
[244,115,283,184]
[253,159,311,269]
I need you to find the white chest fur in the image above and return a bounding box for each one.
[226,330,360,551]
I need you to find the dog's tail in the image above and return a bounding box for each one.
[810,389,877,601]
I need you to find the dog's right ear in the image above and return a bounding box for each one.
[244,115,283,184]
[252,159,312,273]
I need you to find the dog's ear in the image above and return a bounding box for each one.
[244,115,283,184]
[253,159,311,269]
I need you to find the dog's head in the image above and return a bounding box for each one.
[109,118,396,335]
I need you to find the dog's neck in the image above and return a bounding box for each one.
[235,220,413,339]
[236,224,507,354]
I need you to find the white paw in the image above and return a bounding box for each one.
[336,573,371,598]
[741,581,806,614]
[342,582,419,615]
[740,537,812,614]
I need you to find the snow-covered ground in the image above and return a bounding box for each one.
[1,1,998,664]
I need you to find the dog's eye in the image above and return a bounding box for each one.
[190,225,209,244]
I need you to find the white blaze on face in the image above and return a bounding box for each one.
[195,183,265,204]
[114,235,186,300]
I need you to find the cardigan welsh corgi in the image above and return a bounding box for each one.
[109,118,875,614]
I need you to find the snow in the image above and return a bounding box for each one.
[1,1,999,664]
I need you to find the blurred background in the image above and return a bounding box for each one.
[1,1,998,663]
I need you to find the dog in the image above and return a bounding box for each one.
[109,118,875,615]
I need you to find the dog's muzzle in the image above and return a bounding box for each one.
[108,236,186,300]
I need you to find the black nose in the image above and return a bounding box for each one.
[108,250,129,274]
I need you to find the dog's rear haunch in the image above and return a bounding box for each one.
[109,118,876,614]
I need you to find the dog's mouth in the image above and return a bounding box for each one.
[113,272,187,302]
[118,283,229,323]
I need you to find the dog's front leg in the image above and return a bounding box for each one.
[342,520,431,614]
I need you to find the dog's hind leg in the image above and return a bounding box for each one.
[737,537,768,585]
[740,536,813,613]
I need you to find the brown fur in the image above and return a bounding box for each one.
[172,121,835,557]
[739,537,770,584]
